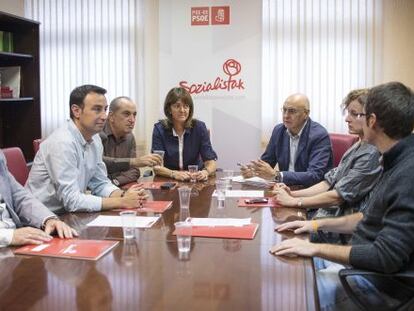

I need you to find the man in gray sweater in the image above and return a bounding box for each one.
[271,81,414,310]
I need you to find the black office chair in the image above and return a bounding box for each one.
[339,268,414,310]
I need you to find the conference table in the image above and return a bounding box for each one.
[0,175,319,311]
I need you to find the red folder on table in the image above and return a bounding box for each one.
[122,181,176,190]
[14,238,118,261]
[237,197,282,208]
[116,201,173,213]
[173,223,259,240]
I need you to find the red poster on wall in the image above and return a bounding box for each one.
[191,7,209,26]
[211,6,230,25]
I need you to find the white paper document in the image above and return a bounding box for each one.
[232,175,274,188]
[188,217,251,227]
[86,215,160,228]
[212,190,264,198]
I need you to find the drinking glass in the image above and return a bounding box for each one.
[153,150,165,167]
[120,210,137,239]
[174,221,192,253]
[178,186,191,221]
[187,165,199,196]
[223,169,234,190]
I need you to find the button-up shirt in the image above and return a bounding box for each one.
[26,120,119,214]
[99,122,140,186]
[286,120,308,172]
[172,128,185,170]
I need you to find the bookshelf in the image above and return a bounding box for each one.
[0,11,40,161]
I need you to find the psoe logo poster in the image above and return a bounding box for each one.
[211,6,230,25]
[191,7,209,26]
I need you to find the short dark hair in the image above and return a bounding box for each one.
[162,87,194,129]
[342,88,369,111]
[69,84,107,119]
[365,82,414,139]
[109,96,133,113]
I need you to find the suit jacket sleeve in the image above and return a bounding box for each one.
[260,126,279,168]
[4,166,56,229]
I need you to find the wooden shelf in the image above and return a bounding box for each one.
[0,11,40,161]
[0,97,34,102]
[0,51,33,61]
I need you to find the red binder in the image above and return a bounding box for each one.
[116,201,173,213]
[122,181,176,190]
[14,238,119,261]
[237,197,282,208]
[173,223,259,240]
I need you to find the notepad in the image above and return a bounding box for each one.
[212,190,264,198]
[86,215,160,228]
[115,201,173,213]
[14,238,118,261]
[187,217,251,226]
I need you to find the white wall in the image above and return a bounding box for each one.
[381,0,414,88]
[0,0,24,16]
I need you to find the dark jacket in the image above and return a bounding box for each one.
[261,118,333,187]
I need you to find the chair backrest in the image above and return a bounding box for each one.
[329,133,359,167]
[33,138,42,154]
[2,147,29,186]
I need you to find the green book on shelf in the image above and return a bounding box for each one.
[3,32,13,52]
[0,31,3,52]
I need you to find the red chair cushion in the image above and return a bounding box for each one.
[329,133,359,167]
[2,147,29,186]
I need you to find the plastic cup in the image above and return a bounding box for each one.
[223,169,234,189]
[178,186,191,221]
[153,150,165,166]
[188,165,198,183]
[216,179,227,202]
[120,210,137,239]
[175,221,192,252]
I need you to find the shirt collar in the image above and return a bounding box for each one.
[382,134,414,171]
[67,119,92,147]
[102,122,126,143]
[172,127,189,137]
[287,119,308,139]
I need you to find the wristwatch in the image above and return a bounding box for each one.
[274,171,281,183]
[112,179,120,186]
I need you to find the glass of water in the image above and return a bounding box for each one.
[174,221,192,253]
[120,210,136,239]
[187,165,199,196]
[178,186,191,221]
[216,179,227,203]
[223,169,234,190]
[153,150,165,167]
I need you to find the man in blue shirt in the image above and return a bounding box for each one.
[242,93,332,187]
[26,85,147,214]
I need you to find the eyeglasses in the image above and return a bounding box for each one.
[347,111,366,119]
[281,107,308,115]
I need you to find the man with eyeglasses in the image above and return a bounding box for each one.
[271,82,414,310]
[241,93,332,187]
[99,96,162,187]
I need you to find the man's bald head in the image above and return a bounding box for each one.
[284,93,310,111]
[282,93,310,135]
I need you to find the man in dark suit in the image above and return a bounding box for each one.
[242,93,332,187]
[0,150,76,246]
